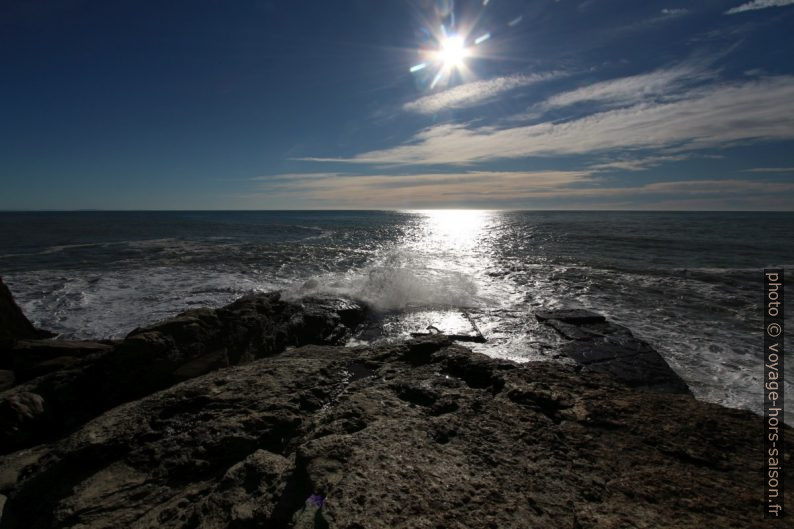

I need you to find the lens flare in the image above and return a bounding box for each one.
[437,35,468,68]
[408,0,498,90]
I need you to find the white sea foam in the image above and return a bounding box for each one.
[6,268,283,339]
[286,264,480,310]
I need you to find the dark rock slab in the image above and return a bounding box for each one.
[9,339,114,359]
[287,296,367,346]
[0,371,13,392]
[298,296,367,329]
[562,338,692,394]
[544,318,633,341]
[536,308,691,395]
[0,391,45,451]
[535,308,606,325]
[542,319,595,341]
[2,340,114,382]
[0,338,788,528]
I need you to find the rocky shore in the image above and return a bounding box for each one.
[0,277,791,528]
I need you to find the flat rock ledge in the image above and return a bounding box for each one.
[0,284,791,528]
[535,309,692,394]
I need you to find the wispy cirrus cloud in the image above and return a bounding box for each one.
[741,166,794,172]
[589,154,692,172]
[402,72,560,114]
[254,170,594,206]
[726,0,794,14]
[303,75,794,166]
[622,179,794,195]
[589,153,726,172]
[661,8,689,16]
[537,62,713,112]
[250,170,794,208]
[250,172,343,181]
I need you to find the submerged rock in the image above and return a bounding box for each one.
[0,336,789,528]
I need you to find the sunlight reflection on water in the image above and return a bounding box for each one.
[411,209,492,251]
[406,209,499,281]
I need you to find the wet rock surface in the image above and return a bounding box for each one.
[535,309,607,325]
[357,308,486,343]
[0,336,790,528]
[536,309,692,394]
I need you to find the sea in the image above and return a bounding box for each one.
[1,210,791,423]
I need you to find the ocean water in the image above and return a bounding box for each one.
[1,210,792,422]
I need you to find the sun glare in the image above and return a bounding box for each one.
[437,35,468,68]
[418,209,490,250]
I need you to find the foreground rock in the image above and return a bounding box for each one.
[1,285,790,527]
[536,308,692,394]
[0,293,367,454]
[0,335,790,528]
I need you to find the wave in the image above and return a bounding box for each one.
[285,263,480,311]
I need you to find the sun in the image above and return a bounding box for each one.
[437,35,468,68]
[409,28,479,89]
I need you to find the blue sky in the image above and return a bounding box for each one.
[1,0,793,210]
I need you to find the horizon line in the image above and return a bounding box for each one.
[1,208,794,213]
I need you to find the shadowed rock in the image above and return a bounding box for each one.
[2,340,114,383]
[0,370,14,391]
[0,292,367,454]
[0,337,789,528]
